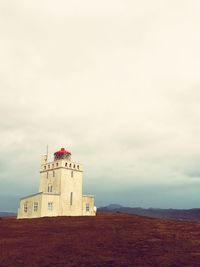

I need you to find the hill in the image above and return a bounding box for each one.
[1,212,200,266]
[99,205,200,221]
[0,211,16,217]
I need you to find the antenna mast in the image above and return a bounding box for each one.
[46,145,49,156]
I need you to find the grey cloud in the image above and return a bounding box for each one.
[185,171,200,178]
[1,0,200,210]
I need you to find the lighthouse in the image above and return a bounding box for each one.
[17,148,96,219]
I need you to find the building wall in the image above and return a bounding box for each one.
[60,167,83,216]
[40,194,60,217]
[82,195,96,216]
[39,159,83,216]
[17,193,43,219]
[17,193,60,219]
[39,166,62,194]
[39,159,82,194]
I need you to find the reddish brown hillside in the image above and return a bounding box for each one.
[1,212,200,267]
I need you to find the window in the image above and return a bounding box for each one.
[71,171,73,178]
[77,165,79,170]
[73,164,75,168]
[70,192,73,205]
[48,165,50,169]
[53,170,55,177]
[86,203,90,212]
[34,202,38,212]
[47,172,48,178]
[48,202,53,211]
[48,184,53,192]
[24,203,28,213]
[56,163,58,167]
[44,166,46,170]
[52,164,54,168]
[69,163,71,168]
[65,162,67,167]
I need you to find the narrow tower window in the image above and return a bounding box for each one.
[53,170,55,177]
[71,171,73,178]
[47,172,48,178]
[70,192,73,205]
[24,203,28,213]
[48,184,53,192]
[86,203,90,212]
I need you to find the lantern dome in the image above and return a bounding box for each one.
[54,148,71,161]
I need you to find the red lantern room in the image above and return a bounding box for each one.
[54,148,71,161]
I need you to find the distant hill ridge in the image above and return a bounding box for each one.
[2,206,200,221]
[0,212,16,217]
[98,204,200,221]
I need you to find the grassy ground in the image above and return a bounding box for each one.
[1,212,200,266]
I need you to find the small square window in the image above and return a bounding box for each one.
[34,202,38,212]
[48,202,53,211]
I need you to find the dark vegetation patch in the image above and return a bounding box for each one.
[1,212,200,266]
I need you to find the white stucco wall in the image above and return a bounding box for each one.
[39,166,62,194]
[82,195,96,216]
[60,167,83,216]
[17,193,43,219]
[40,193,60,217]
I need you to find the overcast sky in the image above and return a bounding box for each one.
[1,0,200,211]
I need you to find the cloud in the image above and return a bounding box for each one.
[1,0,200,210]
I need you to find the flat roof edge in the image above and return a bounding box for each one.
[20,192,43,200]
[20,192,60,200]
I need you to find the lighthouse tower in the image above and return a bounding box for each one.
[17,148,96,219]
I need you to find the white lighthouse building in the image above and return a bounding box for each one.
[17,148,96,219]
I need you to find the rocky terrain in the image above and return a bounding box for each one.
[1,212,200,266]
